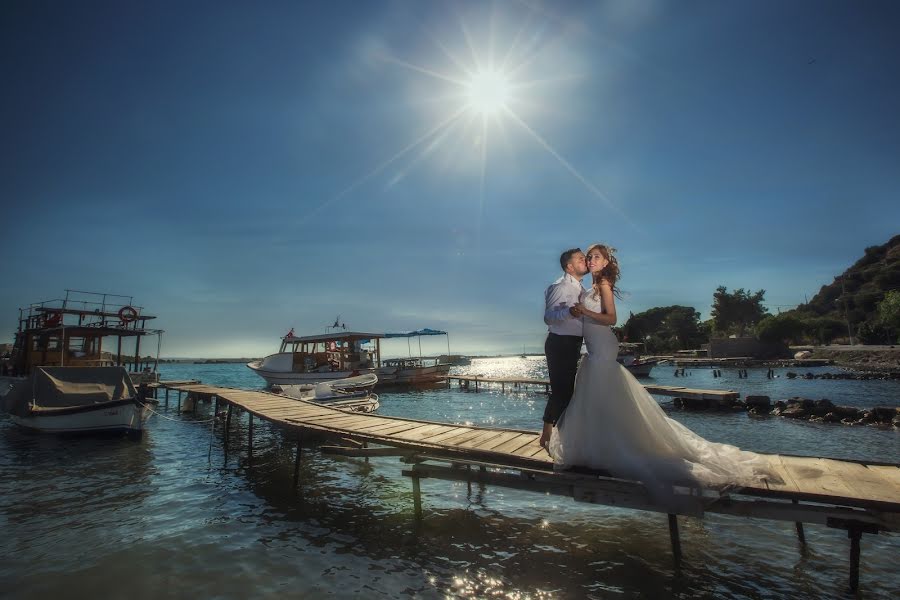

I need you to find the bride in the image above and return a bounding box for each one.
[548,243,776,499]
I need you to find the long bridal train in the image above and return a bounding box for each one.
[549,292,778,506]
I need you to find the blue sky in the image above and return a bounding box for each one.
[2,0,898,358]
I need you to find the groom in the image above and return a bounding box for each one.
[539,248,588,449]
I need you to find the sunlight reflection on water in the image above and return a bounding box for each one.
[1,358,897,598]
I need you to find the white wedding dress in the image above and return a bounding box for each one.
[548,291,776,502]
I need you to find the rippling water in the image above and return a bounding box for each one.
[1,358,898,599]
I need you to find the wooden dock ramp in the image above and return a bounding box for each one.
[446,375,741,403]
[156,381,899,592]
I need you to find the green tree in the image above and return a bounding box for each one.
[803,317,845,345]
[621,306,705,352]
[711,286,768,336]
[877,290,900,332]
[755,314,806,344]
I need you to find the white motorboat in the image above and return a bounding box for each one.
[271,373,380,413]
[617,343,662,377]
[2,366,153,436]
[247,326,454,388]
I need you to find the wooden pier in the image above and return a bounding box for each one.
[153,381,899,592]
[447,375,740,403]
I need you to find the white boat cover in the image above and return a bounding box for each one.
[1,366,136,417]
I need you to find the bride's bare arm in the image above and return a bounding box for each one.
[574,280,617,325]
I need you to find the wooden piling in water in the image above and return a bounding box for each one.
[668,514,682,569]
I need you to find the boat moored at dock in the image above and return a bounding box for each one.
[247,326,454,388]
[0,290,163,436]
[2,366,152,435]
[271,373,380,412]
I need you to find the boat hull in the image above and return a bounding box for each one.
[10,399,151,435]
[247,361,385,386]
[385,363,452,385]
[247,354,448,388]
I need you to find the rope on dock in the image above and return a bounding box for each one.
[140,401,217,424]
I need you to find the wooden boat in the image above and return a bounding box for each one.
[380,358,451,386]
[0,290,162,436]
[247,326,453,388]
[2,366,152,435]
[436,354,471,366]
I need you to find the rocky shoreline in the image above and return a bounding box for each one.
[809,346,900,372]
[672,395,900,428]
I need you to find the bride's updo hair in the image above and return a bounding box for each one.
[586,243,622,299]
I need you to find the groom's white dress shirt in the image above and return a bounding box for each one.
[544,273,585,337]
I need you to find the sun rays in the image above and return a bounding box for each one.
[304,7,628,229]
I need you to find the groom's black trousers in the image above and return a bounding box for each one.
[543,332,583,425]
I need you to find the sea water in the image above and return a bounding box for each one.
[1,358,898,599]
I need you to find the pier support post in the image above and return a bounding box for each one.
[412,475,423,522]
[668,514,682,569]
[224,404,233,448]
[165,388,169,408]
[792,500,806,545]
[827,517,878,592]
[293,435,303,489]
[177,390,182,412]
[213,396,220,424]
[848,525,867,592]
[248,414,254,462]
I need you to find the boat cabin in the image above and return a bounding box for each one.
[278,331,384,373]
[6,291,163,379]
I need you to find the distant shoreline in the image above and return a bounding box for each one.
[155,353,539,364]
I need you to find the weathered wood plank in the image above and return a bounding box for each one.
[395,424,456,442]
[818,460,900,505]
[457,429,508,449]
[426,427,476,443]
[781,456,855,499]
[491,433,538,454]
[476,431,527,451]
[436,428,495,447]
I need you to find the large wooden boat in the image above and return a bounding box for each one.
[0,291,162,436]
[247,327,453,388]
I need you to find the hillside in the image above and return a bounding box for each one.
[789,234,900,341]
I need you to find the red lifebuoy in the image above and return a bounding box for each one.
[44,311,62,327]
[118,306,139,323]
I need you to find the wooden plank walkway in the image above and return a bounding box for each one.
[160,382,898,517]
[157,381,899,591]
[447,375,740,402]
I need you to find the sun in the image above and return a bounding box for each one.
[464,69,511,116]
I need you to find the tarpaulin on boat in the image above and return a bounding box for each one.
[383,328,447,338]
[1,366,136,417]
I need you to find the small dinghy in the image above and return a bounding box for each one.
[271,373,380,413]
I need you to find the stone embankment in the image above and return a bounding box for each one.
[809,346,900,372]
[672,395,900,428]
